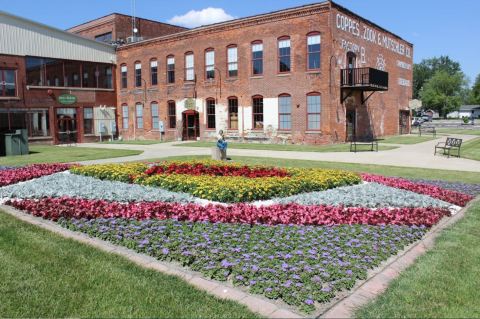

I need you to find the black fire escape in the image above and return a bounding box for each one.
[340,67,389,104]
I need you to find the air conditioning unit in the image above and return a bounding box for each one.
[126,36,144,44]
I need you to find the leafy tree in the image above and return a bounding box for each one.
[420,70,464,117]
[469,74,480,104]
[413,56,462,99]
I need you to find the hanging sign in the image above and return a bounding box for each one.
[58,94,77,105]
[185,98,196,110]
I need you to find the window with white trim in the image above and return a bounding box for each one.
[136,103,143,129]
[307,34,321,70]
[252,42,263,75]
[150,60,158,85]
[227,46,238,77]
[120,65,127,89]
[307,94,321,130]
[185,53,194,81]
[122,105,129,129]
[205,50,215,79]
[167,56,175,83]
[278,95,292,130]
[135,62,142,87]
[278,37,291,73]
[151,102,159,130]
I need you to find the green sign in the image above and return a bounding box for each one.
[185,98,196,110]
[58,94,77,105]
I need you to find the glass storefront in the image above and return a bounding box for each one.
[0,109,50,138]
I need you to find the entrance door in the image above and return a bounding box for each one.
[346,52,357,86]
[346,110,356,141]
[399,110,410,135]
[182,110,199,140]
[56,108,78,144]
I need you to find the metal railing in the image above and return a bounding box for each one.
[341,67,388,90]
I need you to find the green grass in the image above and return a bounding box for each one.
[174,141,397,152]
[462,138,480,161]
[101,139,165,145]
[0,211,259,318]
[378,135,436,144]
[149,155,480,184]
[0,145,142,166]
[356,200,480,318]
[436,128,480,136]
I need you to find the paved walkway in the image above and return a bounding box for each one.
[75,134,480,172]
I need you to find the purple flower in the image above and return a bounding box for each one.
[305,299,314,305]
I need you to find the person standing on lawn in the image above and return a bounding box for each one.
[216,130,228,161]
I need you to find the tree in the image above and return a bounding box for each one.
[420,70,464,117]
[413,56,462,99]
[469,74,480,104]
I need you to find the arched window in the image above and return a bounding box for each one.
[134,61,142,87]
[307,32,321,70]
[278,94,292,130]
[227,45,238,77]
[185,52,194,81]
[167,100,176,128]
[251,40,263,75]
[278,36,291,73]
[307,92,321,130]
[205,48,215,79]
[252,95,264,129]
[228,96,238,129]
[150,58,158,85]
[120,64,127,89]
[167,55,175,83]
[151,101,159,130]
[206,98,216,129]
[121,103,129,129]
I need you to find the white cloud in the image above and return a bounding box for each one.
[168,8,235,28]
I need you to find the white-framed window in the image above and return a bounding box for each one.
[151,102,159,130]
[307,93,321,130]
[135,62,142,87]
[205,50,215,79]
[150,59,158,85]
[307,33,321,70]
[185,53,194,81]
[167,56,175,83]
[122,105,129,129]
[227,46,238,77]
[278,95,292,130]
[135,103,143,129]
[278,37,291,73]
[252,42,263,75]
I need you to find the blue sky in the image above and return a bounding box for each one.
[3,0,479,84]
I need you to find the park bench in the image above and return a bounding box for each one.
[350,135,378,153]
[434,137,462,158]
[419,125,437,137]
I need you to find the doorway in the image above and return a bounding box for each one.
[346,52,357,86]
[346,109,356,141]
[399,110,410,135]
[56,108,77,144]
[182,110,199,140]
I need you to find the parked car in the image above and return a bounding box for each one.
[421,115,432,122]
[412,117,425,126]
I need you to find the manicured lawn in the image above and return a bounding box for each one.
[356,200,480,318]
[378,135,436,144]
[0,211,258,318]
[461,138,480,161]
[436,128,480,136]
[0,145,142,166]
[153,155,480,184]
[101,139,165,145]
[174,141,397,152]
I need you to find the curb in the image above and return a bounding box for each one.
[0,205,303,319]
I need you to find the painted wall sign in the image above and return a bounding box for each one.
[58,94,77,105]
[336,13,412,58]
[185,98,196,110]
[398,78,411,87]
[397,60,412,70]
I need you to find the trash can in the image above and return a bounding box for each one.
[18,129,29,155]
[1,129,29,156]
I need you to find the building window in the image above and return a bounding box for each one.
[307,33,321,70]
[205,49,215,79]
[151,102,159,130]
[95,32,112,43]
[228,97,238,129]
[252,96,264,129]
[135,62,142,87]
[278,94,292,130]
[0,69,16,97]
[122,105,129,129]
[83,107,94,135]
[252,41,263,75]
[278,37,291,73]
[206,98,216,129]
[227,45,238,77]
[136,103,144,129]
[150,59,158,85]
[121,65,128,89]
[167,55,175,83]
[64,60,81,87]
[185,52,194,81]
[307,93,321,130]
[168,101,176,128]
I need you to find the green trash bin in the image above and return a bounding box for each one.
[18,129,29,155]
[4,131,22,156]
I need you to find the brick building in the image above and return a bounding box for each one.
[1,1,413,145]
[112,1,413,144]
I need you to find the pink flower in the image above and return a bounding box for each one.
[0,164,72,187]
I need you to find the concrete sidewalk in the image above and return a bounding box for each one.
[74,134,480,172]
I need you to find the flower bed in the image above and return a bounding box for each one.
[271,182,450,208]
[361,174,473,207]
[144,161,290,178]
[405,178,480,197]
[0,173,196,203]
[58,217,428,313]
[0,164,71,187]
[70,163,148,183]
[7,197,451,227]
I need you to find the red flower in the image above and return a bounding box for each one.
[0,164,72,187]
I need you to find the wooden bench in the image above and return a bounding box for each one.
[419,125,437,137]
[434,137,462,158]
[350,136,378,152]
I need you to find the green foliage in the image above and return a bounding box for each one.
[413,56,462,99]
[420,70,464,117]
[469,74,480,104]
